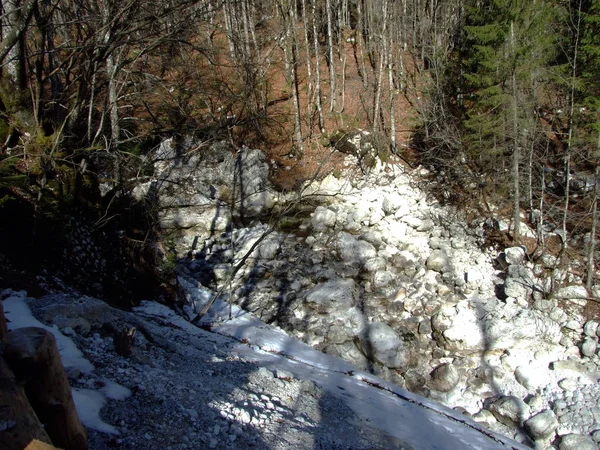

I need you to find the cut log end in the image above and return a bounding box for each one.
[4,327,88,450]
[0,357,53,450]
[0,299,8,340]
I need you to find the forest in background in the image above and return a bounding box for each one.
[1,0,600,297]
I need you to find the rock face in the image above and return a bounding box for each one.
[134,139,276,252]
[167,139,600,448]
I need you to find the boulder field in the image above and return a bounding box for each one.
[140,138,600,449]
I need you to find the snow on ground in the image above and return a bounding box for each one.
[3,288,528,449]
[136,295,529,450]
[3,292,94,373]
[3,292,126,436]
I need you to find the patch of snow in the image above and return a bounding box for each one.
[99,380,131,401]
[3,295,94,373]
[144,285,530,450]
[72,388,120,435]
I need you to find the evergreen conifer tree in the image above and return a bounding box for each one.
[461,0,555,241]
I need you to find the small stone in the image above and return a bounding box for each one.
[554,285,589,300]
[238,410,251,424]
[515,364,550,391]
[527,393,545,413]
[274,369,294,381]
[358,322,411,370]
[472,409,496,424]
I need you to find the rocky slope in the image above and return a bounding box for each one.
[137,136,600,449]
[2,289,530,450]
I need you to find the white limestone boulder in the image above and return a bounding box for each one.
[489,395,530,426]
[358,322,411,370]
[525,410,558,441]
[335,232,377,266]
[305,279,356,312]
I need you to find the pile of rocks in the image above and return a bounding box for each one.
[141,139,600,449]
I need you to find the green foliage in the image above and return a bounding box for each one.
[460,0,556,170]
[0,194,14,208]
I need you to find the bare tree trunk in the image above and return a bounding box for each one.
[107,52,120,148]
[87,62,99,144]
[386,12,396,151]
[311,0,325,132]
[373,51,385,131]
[510,20,520,243]
[301,0,313,114]
[0,300,7,339]
[355,0,368,88]
[281,0,303,155]
[338,53,346,113]
[223,0,236,58]
[587,151,600,290]
[0,357,54,450]
[373,0,388,132]
[290,7,303,156]
[563,0,583,253]
[0,0,36,87]
[325,0,336,112]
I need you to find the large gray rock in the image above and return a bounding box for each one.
[504,247,526,266]
[305,279,356,312]
[323,342,369,371]
[325,307,367,344]
[489,395,530,426]
[148,140,275,236]
[429,363,460,392]
[525,410,558,440]
[515,364,550,391]
[358,322,411,370]
[554,285,589,300]
[427,250,450,273]
[584,320,599,337]
[311,206,337,229]
[432,298,561,352]
[504,265,535,299]
[37,295,113,329]
[335,232,377,266]
[559,434,597,450]
[581,337,597,357]
[382,193,404,215]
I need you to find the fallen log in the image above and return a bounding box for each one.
[0,356,53,450]
[3,327,88,450]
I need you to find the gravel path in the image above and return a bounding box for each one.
[3,290,528,450]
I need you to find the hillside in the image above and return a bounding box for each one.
[2,2,600,449]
